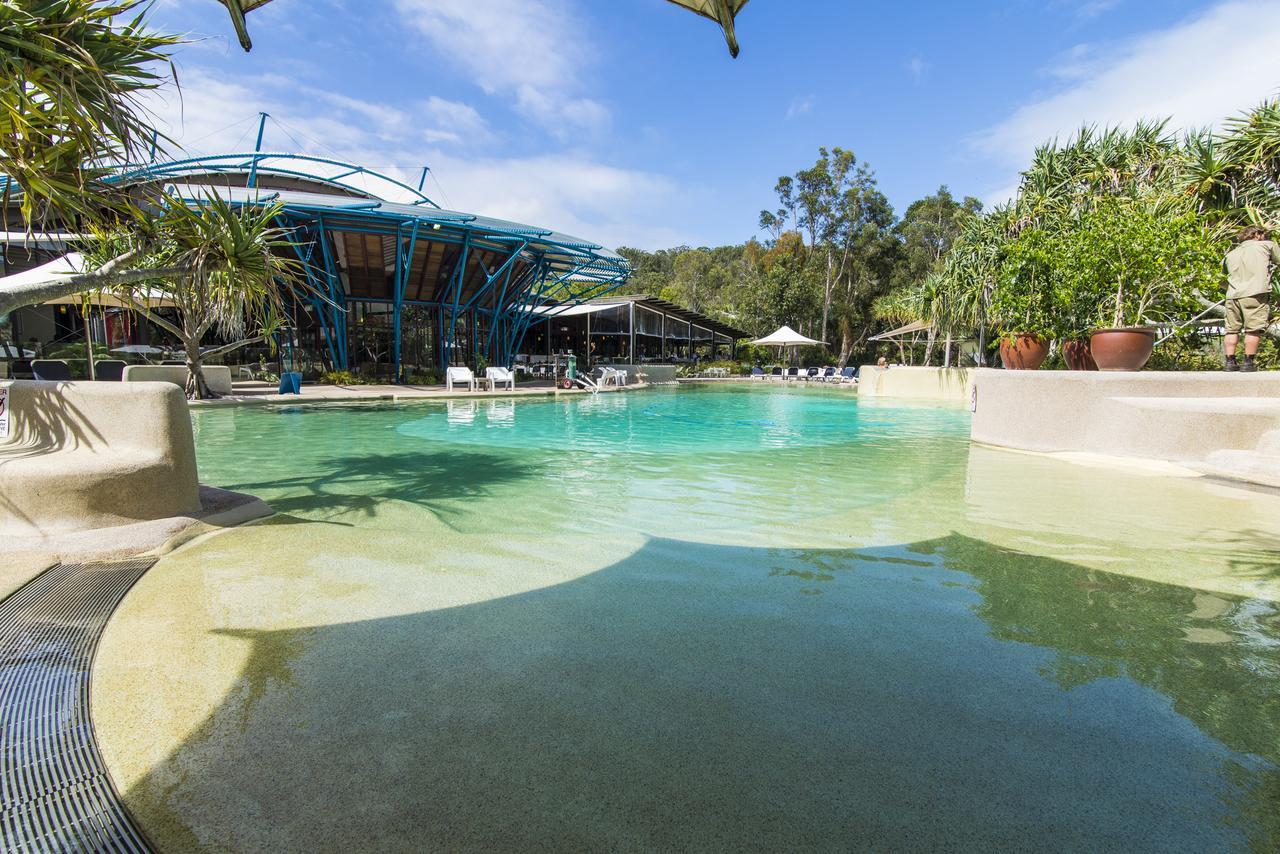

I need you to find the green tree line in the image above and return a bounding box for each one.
[619,148,982,367]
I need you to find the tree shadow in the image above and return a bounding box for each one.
[1215,527,1280,582]
[1,381,113,529]
[222,449,542,528]
[113,533,1280,853]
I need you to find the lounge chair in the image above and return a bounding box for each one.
[820,366,837,382]
[486,366,515,391]
[839,366,857,383]
[445,366,476,391]
[770,366,783,379]
[597,366,628,387]
[94,360,126,382]
[750,366,765,380]
[784,367,799,380]
[31,359,71,382]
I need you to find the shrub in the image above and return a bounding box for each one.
[320,369,364,386]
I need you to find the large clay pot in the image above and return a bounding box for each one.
[998,333,1050,370]
[1089,327,1155,371]
[1061,339,1098,371]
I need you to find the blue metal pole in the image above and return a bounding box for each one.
[247,112,269,189]
[443,233,471,366]
[315,214,348,369]
[393,221,420,383]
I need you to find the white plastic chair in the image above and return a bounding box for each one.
[486,366,515,391]
[445,366,475,391]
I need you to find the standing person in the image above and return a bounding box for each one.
[1223,226,1280,372]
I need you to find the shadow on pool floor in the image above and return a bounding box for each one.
[118,534,1280,853]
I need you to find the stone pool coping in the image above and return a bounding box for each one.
[188,379,654,408]
[2,485,271,601]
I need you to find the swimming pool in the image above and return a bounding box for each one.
[94,385,1280,851]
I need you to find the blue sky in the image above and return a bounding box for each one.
[147,0,1280,249]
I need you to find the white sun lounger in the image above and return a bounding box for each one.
[446,366,476,391]
[486,366,515,391]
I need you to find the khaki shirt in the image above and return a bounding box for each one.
[1225,239,1280,299]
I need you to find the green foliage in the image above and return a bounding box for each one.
[320,369,368,386]
[923,105,1280,354]
[1046,197,1224,333]
[407,368,444,385]
[83,193,307,398]
[0,0,180,228]
[990,228,1058,339]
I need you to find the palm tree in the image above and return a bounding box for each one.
[0,0,178,228]
[88,194,306,399]
[0,0,308,345]
[0,0,188,316]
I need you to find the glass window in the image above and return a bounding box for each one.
[635,306,663,336]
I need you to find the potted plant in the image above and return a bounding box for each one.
[990,228,1056,370]
[1056,198,1223,371]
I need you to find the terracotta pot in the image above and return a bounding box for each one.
[998,333,1050,370]
[1089,327,1155,371]
[1061,339,1098,371]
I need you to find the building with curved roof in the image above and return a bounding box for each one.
[107,151,633,379]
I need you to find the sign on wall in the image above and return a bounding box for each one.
[0,386,8,439]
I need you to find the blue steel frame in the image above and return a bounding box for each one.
[109,153,632,379]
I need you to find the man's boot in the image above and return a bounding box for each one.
[1242,356,1259,373]
[1225,356,1240,371]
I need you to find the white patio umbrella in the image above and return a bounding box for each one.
[751,325,824,347]
[110,344,166,355]
[750,324,825,365]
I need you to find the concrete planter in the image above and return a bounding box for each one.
[998,334,1050,370]
[1090,327,1155,371]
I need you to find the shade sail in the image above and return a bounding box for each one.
[750,325,825,347]
[868,320,931,341]
[665,0,750,56]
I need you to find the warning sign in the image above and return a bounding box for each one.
[0,386,8,439]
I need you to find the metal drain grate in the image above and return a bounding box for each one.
[1,560,156,853]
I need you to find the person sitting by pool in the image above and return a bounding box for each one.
[1222,226,1279,372]
[876,356,888,369]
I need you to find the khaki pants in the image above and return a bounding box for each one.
[1225,295,1271,334]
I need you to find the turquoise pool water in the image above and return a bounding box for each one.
[100,385,1280,851]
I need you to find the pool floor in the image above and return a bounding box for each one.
[92,386,1280,851]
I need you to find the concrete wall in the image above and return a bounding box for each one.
[970,369,1280,483]
[0,380,201,534]
[123,364,233,395]
[858,366,973,402]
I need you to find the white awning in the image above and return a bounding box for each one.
[523,302,624,318]
[0,252,84,288]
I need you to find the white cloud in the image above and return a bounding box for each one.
[426,151,684,249]
[905,56,929,84]
[138,68,683,249]
[973,1,1280,206]
[390,0,608,135]
[1074,0,1120,19]
[419,96,492,145]
[785,95,815,120]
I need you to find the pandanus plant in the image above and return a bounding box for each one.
[86,194,309,399]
